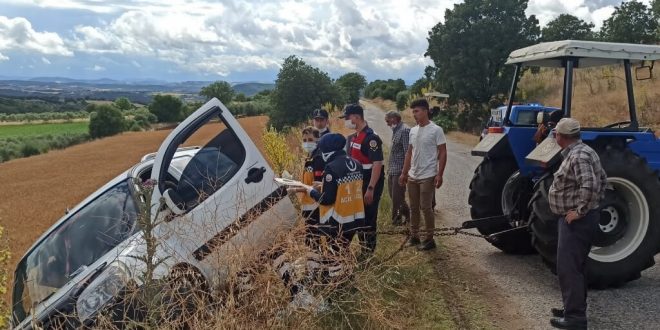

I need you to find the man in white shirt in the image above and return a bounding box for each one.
[399,99,447,250]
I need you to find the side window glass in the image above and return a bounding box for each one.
[164,115,246,210]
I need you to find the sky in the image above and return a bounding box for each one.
[0,0,652,83]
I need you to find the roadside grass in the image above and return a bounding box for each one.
[319,147,496,329]
[0,121,88,139]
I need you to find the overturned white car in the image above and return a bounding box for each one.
[11,99,296,328]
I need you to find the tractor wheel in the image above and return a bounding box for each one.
[469,157,535,254]
[529,146,660,288]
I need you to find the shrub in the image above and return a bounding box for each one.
[395,90,410,111]
[89,105,126,138]
[149,94,184,123]
[229,101,272,117]
[432,106,458,131]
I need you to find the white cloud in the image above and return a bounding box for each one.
[1,0,641,80]
[0,16,72,56]
[41,57,51,64]
[90,64,105,71]
[0,52,8,61]
[63,0,456,79]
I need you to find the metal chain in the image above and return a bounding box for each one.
[372,226,489,239]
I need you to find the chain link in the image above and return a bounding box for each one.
[372,226,489,239]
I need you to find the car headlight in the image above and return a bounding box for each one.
[76,261,131,322]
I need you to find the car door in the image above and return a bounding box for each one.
[148,98,292,282]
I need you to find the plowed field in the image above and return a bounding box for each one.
[0,116,269,279]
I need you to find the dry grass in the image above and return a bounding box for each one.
[0,116,269,303]
[519,66,660,132]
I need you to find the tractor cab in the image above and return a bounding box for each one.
[467,40,660,289]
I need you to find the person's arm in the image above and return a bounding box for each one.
[364,135,384,205]
[309,168,337,205]
[401,127,410,154]
[399,145,413,187]
[569,153,599,221]
[435,144,447,188]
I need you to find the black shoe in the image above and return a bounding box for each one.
[417,239,436,251]
[551,308,564,318]
[405,237,420,247]
[550,317,587,330]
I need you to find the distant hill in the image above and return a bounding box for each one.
[232,83,275,96]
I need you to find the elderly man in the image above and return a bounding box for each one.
[385,111,411,225]
[548,118,607,330]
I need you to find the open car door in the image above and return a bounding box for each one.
[148,98,294,282]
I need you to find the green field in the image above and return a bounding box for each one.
[0,122,88,139]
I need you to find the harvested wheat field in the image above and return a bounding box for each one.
[0,116,269,286]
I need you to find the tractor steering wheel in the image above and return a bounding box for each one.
[604,121,631,128]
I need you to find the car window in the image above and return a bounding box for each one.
[515,111,539,125]
[12,181,137,325]
[169,116,246,210]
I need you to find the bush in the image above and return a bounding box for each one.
[149,94,184,123]
[0,133,91,163]
[457,104,489,134]
[432,106,458,132]
[395,91,410,111]
[89,105,126,138]
[229,101,272,117]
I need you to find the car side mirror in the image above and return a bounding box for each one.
[635,63,653,81]
[163,189,186,216]
[536,112,544,125]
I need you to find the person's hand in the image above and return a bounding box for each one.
[434,175,443,188]
[312,181,322,190]
[565,210,580,224]
[364,189,374,205]
[399,174,408,187]
[287,187,306,194]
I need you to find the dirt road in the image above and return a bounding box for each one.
[362,101,660,330]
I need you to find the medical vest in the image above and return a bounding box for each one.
[318,156,366,224]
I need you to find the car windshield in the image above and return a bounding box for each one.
[11,180,137,325]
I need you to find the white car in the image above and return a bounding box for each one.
[10,98,296,328]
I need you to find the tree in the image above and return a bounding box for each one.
[335,72,367,104]
[114,97,133,111]
[363,79,406,101]
[541,14,595,42]
[601,1,658,44]
[426,0,540,105]
[270,56,341,129]
[199,81,235,104]
[149,94,183,123]
[233,93,249,102]
[89,104,126,138]
[652,0,660,19]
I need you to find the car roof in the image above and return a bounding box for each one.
[506,40,660,67]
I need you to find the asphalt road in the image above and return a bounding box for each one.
[362,101,660,330]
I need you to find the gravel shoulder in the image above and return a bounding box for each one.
[362,100,660,330]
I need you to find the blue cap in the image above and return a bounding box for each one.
[318,133,346,153]
[312,108,329,119]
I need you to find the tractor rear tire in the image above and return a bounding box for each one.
[529,146,660,288]
[469,157,535,254]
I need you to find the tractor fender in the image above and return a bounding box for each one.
[471,132,514,159]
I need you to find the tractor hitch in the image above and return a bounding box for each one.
[485,226,530,245]
[461,215,508,229]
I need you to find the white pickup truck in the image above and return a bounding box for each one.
[10,98,296,329]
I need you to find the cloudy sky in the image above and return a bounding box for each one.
[0,0,651,83]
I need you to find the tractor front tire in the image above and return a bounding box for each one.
[469,157,535,254]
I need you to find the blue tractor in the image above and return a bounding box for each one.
[467,40,660,288]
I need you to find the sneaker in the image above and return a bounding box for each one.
[405,237,421,247]
[417,239,436,251]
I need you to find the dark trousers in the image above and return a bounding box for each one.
[388,174,410,224]
[557,209,599,319]
[358,174,384,253]
[303,209,321,248]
